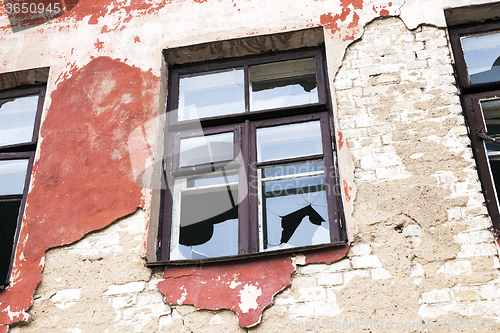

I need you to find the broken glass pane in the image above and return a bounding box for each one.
[462,31,500,85]
[0,95,38,147]
[179,132,234,167]
[259,161,329,251]
[170,173,239,260]
[480,98,500,202]
[257,121,322,162]
[0,159,29,196]
[178,68,245,121]
[250,58,318,111]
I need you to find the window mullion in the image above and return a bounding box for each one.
[244,64,250,113]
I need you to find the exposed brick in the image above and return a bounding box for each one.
[479,284,500,300]
[348,243,371,256]
[103,282,146,296]
[317,273,343,286]
[420,289,451,304]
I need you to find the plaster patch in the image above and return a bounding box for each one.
[238,284,262,313]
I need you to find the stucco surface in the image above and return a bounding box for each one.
[2,0,500,331]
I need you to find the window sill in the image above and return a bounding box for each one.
[145,240,347,267]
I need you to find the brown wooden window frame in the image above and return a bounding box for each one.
[158,47,346,264]
[0,85,45,288]
[449,20,500,234]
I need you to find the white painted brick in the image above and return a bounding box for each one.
[403,225,421,237]
[148,279,163,291]
[351,255,383,269]
[370,268,392,280]
[355,170,376,181]
[289,302,315,318]
[454,230,494,244]
[51,289,82,309]
[334,78,352,90]
[437,260,472,276]
[418,303,468,318]
[300,264,328,275]
[317,273,343,286]
[298,287,326,302]
[411,262,424,285]
[103,282,146,296]
[137,292,164,306]
[344,270,370,284]
[479,284,500,300]
[325,259,351,272]
[375,166,411,180]
[112,295,137,309]
[420,289,451,304]
[348,244,371,256]
[312,301,342,316]
[469,300,500,316]
[494,256,500,269]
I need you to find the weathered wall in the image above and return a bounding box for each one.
[2,0,500,332]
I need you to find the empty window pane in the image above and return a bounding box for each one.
[0,159,29,195]
[462,32,500,85]
[179,132,234,167]
[250,58,318,111]
[257,121,322,162]
[178,68,245,121]
[0,95,38,147]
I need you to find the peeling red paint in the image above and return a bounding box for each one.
[0,324,8,333]
[337,130,344,150]
[372,2,394,17]
[94,39,104,51]
[134,36,141,43]
[0,57,159,325]
[379,9,390,16]
[320,0,363,41]
[159,255,294,327]
[158,247,348,327]
[343,179,352,202]
[303,245,349,265]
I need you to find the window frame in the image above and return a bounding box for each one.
[449,21,500,93]
[158,47,346,264]
[0,85,45,288]
[449,20,500,234]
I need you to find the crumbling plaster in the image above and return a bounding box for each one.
[1,0,500,330]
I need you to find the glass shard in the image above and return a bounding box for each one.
[250,58,318,111]
[259,161,329,251]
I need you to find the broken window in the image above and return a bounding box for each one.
[159,48,345,262]
[0,86,45,287]
[449,19,500,233]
